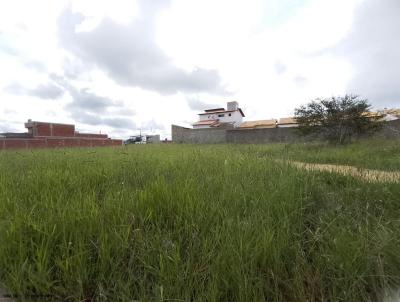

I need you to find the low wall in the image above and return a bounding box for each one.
[172,120,400,144]
[226,127,303,144]
[172,125,229,144]
[0,137,122,150]
[369,119,400,139]
[0,120,123,150]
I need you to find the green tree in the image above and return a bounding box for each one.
[294,95,382,144]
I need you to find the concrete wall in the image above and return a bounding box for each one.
[172,120,400,144]
[172,124,230,143]
[146,135,161,143]
[360,119,400,139]
[226,127,302,144]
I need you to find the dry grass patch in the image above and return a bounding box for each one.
[287,160,400,183]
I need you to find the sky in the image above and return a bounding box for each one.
[0,0,399,138]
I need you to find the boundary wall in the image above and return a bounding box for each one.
[172,120,400,144]
[0,120,123,150]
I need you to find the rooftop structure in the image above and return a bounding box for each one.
[277,117,298,128]
[239,119,277,129]
[193,101,245,129]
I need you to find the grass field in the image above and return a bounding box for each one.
[247,139,400,171]
[0,141,399,301]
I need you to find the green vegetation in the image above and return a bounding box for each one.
[295,95,381,144]
[0,142,399,301]
[251,139,400,171]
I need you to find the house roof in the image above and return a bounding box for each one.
[192,120,220,126]
[361,109,400,120]
[204,108,225,112]
[210,122,221,127]
[198,108,245,117]
[239,119,277,129]
[381,108,400,117]
[361,112,385,118]
[278,117,298,125]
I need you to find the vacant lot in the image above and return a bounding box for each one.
[0,141,399,301]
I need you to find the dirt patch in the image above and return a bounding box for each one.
[285,161,400,183]
[0,288,13,302]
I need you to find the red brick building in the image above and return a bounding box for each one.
[0,120,122,150]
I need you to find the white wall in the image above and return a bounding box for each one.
[220,110,242,127]
[199,114,213,121]
[197,110,243,127]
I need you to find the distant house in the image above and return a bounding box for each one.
[239,119,277,129]
[277,117,298,128]
[193,101,245,129]
[380,109,400,121]
[0,120,122,150]
[362,110,400,122]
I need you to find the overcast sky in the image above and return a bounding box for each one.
[0,0,399,138]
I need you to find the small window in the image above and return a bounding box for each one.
[218,114,225,117]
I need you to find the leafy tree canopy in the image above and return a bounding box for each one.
[294,95,381,144]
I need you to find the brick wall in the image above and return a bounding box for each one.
[0,138,123,150]
[0,120,123,150]
[52,124,75,137]
[35,123,52,136]
[76,133,108,139]
[25,121,76,137]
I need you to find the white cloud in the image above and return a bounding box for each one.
[0,0,398,139]
[70,0,139,29]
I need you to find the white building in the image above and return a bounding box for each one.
[192,101,245,129]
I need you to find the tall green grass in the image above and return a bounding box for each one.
[247,139,400,171]
[0,143,399,301]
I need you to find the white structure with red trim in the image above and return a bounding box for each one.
[193,101,245,129]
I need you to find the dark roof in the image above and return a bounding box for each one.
[198,109,245,117]
[0,132,33,138]
[204,108,225,112]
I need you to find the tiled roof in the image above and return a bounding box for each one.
[381,109,400,117]
[192,120,219,126]
[362,109,400,120]
[239,119,277,129]
[210,122,221,127]
[278,117,298,125]
[361,112,385,118]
